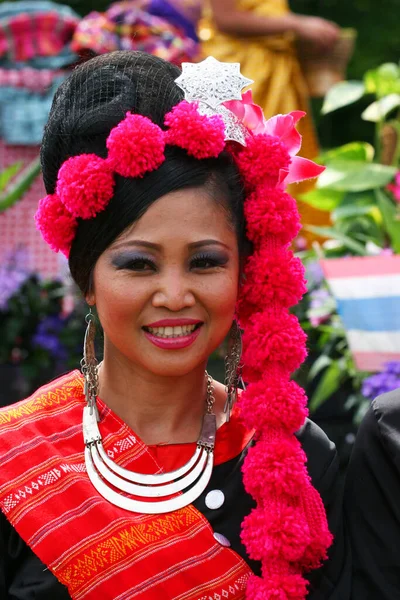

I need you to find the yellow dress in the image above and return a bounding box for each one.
[199,0,329,239]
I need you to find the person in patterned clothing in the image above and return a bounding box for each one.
[0,51,350,599]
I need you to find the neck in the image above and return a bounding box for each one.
[97,348,214,446]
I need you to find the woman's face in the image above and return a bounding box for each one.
[88,187,240,377]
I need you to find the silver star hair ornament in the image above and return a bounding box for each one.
[175,56,254,146]
[176,56,253,110]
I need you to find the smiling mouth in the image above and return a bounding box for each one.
[142,323,202,339]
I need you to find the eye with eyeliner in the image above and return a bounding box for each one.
[110,250,229,272]
[111,253,156,272]
[190,251,229,269]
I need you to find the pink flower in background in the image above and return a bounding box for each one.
[224,91,324,187]
[387,171,400,202]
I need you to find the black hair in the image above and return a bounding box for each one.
[41,51,246,295]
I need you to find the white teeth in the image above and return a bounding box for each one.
[147,324,198,338]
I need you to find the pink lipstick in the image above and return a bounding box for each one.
[142,318,203,350]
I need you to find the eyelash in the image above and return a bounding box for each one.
[191,253,225,270]
[117,253,226,272]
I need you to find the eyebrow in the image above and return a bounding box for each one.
[112,239,230,251]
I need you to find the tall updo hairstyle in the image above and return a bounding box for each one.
[40,51,246,295]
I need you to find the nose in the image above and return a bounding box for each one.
[152,270,196,311]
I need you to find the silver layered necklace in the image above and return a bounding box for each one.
[82,364,216,514]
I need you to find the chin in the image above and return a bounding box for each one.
[138,345,214,378]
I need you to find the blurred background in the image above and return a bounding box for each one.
[0,0,399,471]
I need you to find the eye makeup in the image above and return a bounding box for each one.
[190,250,229,269]
[111,252,156,271]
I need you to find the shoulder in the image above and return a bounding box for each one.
[296,418,338,493]
[356,389,400,460]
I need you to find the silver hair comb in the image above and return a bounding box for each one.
[175,56,253,146]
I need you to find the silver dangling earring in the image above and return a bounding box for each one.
[224,320,243,422]
[81,308,100,421]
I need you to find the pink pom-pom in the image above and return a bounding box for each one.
[165,101,226,159]
[244,186,301,245]
[107,113,165,178]
[300,530,333,571]
[237,247,306,324]
[242,310,307,382]
[245,573,308,600]
[35,194,77,257]
[242,505,311,562]
[235,134,291,189]
[57,154,114,219]
[242,437,308,499]
[238,378,308,434]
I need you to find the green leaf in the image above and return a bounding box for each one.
[0,162,22,192]
[375,188,400,252]
[332,203,381,222]
[307,355,332,381]
[317,160,397,192]
[364,63,400,98]
[309,361,342,412]
[299,188,344,212]
[321,81,365,115]
[362,93,400,122]
[318,142,375,164]
[0,157,41,212]
[305,226,368,255]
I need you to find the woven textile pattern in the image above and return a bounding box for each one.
[0,371,252,600]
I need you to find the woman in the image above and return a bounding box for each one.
[0,51,350,599]
[199,0,340,238]
[345,390,400,598]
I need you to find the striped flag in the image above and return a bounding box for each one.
[320,255,400,372]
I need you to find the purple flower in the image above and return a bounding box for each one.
[307,287,335,327]
[384,361,400,376]
[0,246,31,310]
[32,315,67,361]
[310,288,331,309]
[306,261,325,287]
[362,363,400,401]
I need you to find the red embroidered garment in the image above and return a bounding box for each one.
[0,371,254,600]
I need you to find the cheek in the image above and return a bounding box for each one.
[93,276,147,329]
[202,272,238,331]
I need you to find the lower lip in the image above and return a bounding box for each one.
[143,326,202,350]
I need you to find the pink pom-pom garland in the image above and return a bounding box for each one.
[34,92,332,598]
[164,101,226,159]
[237,378,308,434]
[233,93,331,598]
[241,505,311,562]
[242,437,309,499]
[237,247,306,325]
[106,113,166,178]
[245,573,309,600]
[57,154,115,220]
[235,133,291,189]
[241,310,308,382]
[244,186,301,246]
[34,194,77,257]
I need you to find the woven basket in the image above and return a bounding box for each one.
[297,28,357,98]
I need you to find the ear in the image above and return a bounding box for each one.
[85,292,95,306]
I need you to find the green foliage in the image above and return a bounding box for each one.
[0,162,22,192]
[321,82,365,115]
[0,158,41,212]
[317,161,396,192]
[294,60,400,419]
[0,274,85,392]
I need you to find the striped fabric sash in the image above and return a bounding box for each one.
[0,371,252,600]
